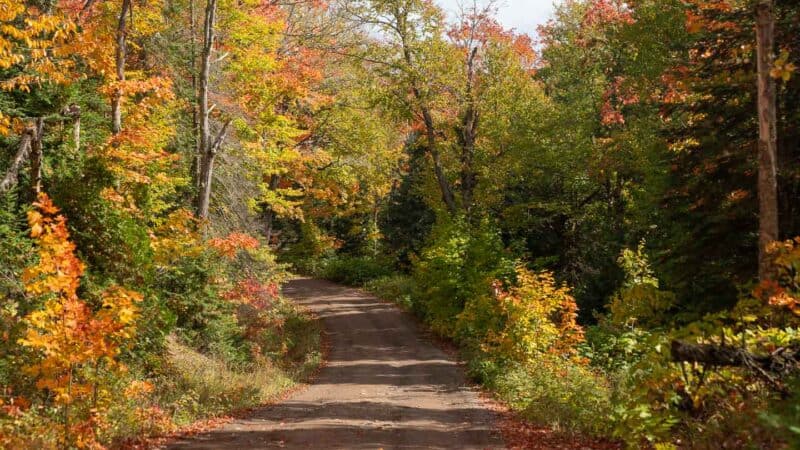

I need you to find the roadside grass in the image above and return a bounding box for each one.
[106,305,323,446]
[159,314,322,426]
[156,339,289,425]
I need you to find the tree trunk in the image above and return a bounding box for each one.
[262,174,281,244]
[195,0,218,219]
[196,120,230,220]
[189,0,200,185]
[63,103,81,151]
[196,151,215,220]
[29,118,45,196]
[112,0,132,135]
[0,127,35,194]
[395,8,457,215]
[460,47,479,218]
[421,107,457,214]
[756,0,779,281]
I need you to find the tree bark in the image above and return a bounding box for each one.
[196,119,230,219]
[0,127,35,194]
[63,103,81,152]
[112,0,132,135]
[756,0,779,281]
[189,0,200,185]
[421,106,457,214]
[262,174,281,244]
[195,0,220,219]
[459,47,479,218]
[29,118,45,196]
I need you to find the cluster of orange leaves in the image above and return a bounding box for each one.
[207,232,260,258]
[447,11,537,73]
[583,0,635,28]
[684,0,739,34]
[16,193,142,447]
[100,78,179,206]
[222,278,279,310]
[771,50,797,82]
[755,238,800,316]
[600,76,640,126]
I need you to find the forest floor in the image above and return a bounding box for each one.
[162,278,610,450]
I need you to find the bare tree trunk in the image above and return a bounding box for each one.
[29,118,45,196]
[189,0,200,185]
[671,340,798,394]
[196,153,214,219]
[262,174,281,244]
[460,47,479,218]
[195,0,218,219]
[421,107,457,214]
[63,103,81,151]
[756,0,779,281]
[112,0,132,135]
[0,127,35,194]
[196,120,230,219]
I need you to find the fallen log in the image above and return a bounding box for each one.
[671,340,800,394]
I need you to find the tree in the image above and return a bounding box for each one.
[755,0,779,281]
[344,0,458,213]
[195,0,230,219]
[20,193,141,447]
[0,0,75,194]
[112,0,132,134]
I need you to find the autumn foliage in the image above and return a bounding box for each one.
[208,232,261,259]
[8,194,142,448]
[488,268,584,364]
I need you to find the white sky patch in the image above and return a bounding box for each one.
[435,0,559,37]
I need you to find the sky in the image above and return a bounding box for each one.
[435,0,558,37]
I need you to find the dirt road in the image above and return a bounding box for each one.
[166,277,504,449]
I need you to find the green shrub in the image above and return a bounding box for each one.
[473,357,612,436]
[50,159,155,286]
[319,254,394,285]
[583,325,652,374]
[0,191,35,390]
[761,376,800,447]
[365,274,416,309]
[411,218,512,337]
[281,221,338,274]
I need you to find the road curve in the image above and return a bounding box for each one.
[166,277,504,449]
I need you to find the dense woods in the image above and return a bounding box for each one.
[1,0,800,448]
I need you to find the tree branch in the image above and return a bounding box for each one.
[209,119,232,155]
